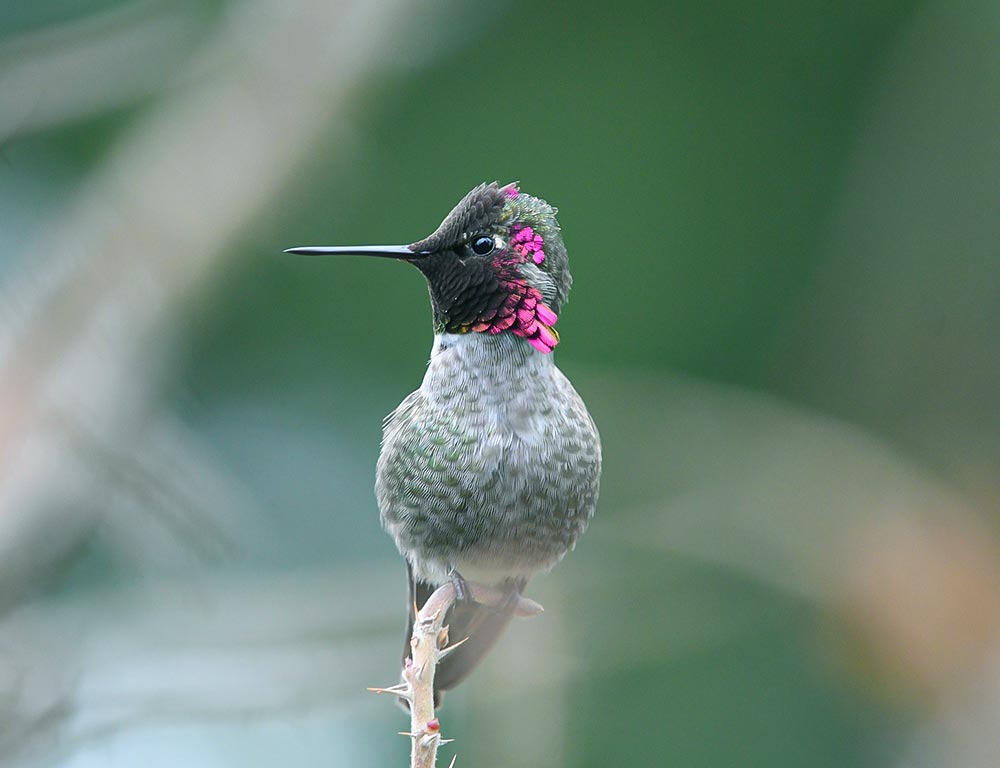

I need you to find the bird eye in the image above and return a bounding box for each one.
[470,235,495,256]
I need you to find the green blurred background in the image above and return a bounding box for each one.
[2,0,999,766]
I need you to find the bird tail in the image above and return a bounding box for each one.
[403,562,527,708]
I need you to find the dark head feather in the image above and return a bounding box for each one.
[407,182,570,353]
[409,182,508,253]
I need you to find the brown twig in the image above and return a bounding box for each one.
[370,581,543,767]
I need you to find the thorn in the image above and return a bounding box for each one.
[447,754,458,768]
[367,684,411,699]
[440,738,456,745]
[399,731,414,737]
[437,635,470,660]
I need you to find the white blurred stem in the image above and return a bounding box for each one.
[0,0,417,606]
[0,0,199,140]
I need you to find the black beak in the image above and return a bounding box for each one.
[283,244,426,259]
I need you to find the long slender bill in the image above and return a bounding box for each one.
[283,244,424,258]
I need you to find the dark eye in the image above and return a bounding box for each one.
[470,235,495,256]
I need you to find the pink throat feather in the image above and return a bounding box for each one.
[467,281,560,353]
[465,222,558,353]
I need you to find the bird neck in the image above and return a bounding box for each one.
[421,333,553,397]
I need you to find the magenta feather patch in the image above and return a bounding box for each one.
[511,224,545,264]
[469,279,559,353]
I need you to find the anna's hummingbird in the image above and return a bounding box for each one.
[287,182,601,704]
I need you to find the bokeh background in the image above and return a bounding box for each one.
[2,0,1000,765]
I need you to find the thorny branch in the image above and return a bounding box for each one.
[370,582,543,768]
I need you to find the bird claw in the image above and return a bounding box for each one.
[448,568,470,603]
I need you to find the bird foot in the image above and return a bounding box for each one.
[447,570,527,616]
[448,568,470,603]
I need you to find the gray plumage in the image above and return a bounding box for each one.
[377,330,600,701]
[377,332,601,586]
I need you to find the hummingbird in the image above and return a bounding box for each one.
[286,182,601,705]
